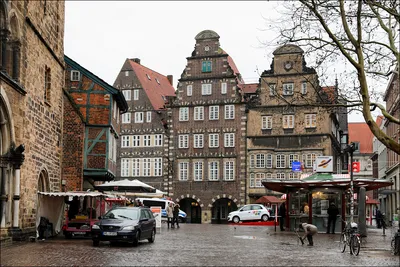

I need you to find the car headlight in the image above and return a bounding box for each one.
[122,225,135,230]
[92,224,100,230]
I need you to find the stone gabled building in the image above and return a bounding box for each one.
[168,30,247,224]
[0,1,65,241]
[246,44,343,203]
[113,58,175,191]
[63,56,128,191]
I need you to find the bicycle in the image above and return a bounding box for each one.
[339,219,361,256]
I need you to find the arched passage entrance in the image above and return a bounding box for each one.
[212,198,237,224]
[179,198,202,224]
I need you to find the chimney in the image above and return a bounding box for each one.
[167,75,173,86]
[131,58,141,64]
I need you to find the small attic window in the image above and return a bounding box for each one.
[71,70,80,81]
[155,78,160,84]
[146,74,151,80]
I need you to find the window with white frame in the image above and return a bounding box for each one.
[201,84,212,95]
[208,161,219,181]
[143,135,151,146]
[132,135,140,147]
[250,173,255,187]
[262,116,272,129]
[289,173,299,180]
[305,114,316,128]
[224,161,235,180]
[224,133,235,147]
[221,82,227,94]
[122,113,131,123]
[133,89,139,100]
[277,173,285,179]
[256,154,265,168]
[283,115,294,129]
[154,158,162,176]
[304,153,317,168]
[250,155,255,168]
[283,83,294,95]
[154,134,163,146]
[266,154,273,168]
[71,70,80,81]
[179,107,189,121]
[301,82,307,94]
[194,106,204,121]
[132,159,140,176]
[194,134,204,148]
[209,106,219,120]
[179,162,189,181]
[224,105,235,119]
[143,158,151,176]
[255,173,265,187]
[289,154,299,168]
[269,84,276,96]
[121,136,130,148]
[121,159,129,177]
[135,112,144,123]
[187,85,193,96]
[123,90,131,101]
[266,173,272,179]
[193,161,203,181]
[125,71,129,77]
[276,154,286,168]
[146,111,152,123]
[178,134,189,148]
[209,134,219,148]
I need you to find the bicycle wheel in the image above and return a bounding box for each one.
[350,235,361,256]
[339,233,346,253]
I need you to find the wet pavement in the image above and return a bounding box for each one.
[1,224,399,266]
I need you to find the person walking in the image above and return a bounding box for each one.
[375,207,383,228]
[173,203,180,228]
[278,202,286,231]
[166,202,174,229]
[300,222,318,246]
[327,202,339,234]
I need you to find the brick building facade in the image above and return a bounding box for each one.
[246,44,343,203]
[113,58,175,191]
[0,1,65,241]
[63,55,128,191]
[168,30,247,224]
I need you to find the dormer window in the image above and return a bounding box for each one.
[71,70,80,81]
[202,61,212,73]
[146,74,151,80]
[155,78,160,84]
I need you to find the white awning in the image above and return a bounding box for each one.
[37,191,109,198]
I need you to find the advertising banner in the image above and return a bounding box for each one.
[150,206,162,233]
[315,156,333,173]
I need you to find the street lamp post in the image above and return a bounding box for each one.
[344,142,356,223]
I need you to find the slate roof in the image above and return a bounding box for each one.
[128,59,176,110]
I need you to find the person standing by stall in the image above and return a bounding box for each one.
[327,202,339,234]
[65,196,80,220]
[278,202,286,231]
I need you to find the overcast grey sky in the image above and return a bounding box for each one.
[64,1,366,122]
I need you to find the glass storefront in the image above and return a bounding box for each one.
[311,189,342,233]
[288,190,309,230]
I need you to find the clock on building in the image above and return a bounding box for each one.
[204,45,210,51]
[284,61,293,71]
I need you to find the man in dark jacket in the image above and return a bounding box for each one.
[327,202,339,234]
[278,203,286,231]
[173,203,180,228]
[65,196,80,220]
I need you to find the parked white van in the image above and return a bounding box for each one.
[136,198,187,222]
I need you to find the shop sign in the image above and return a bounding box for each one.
[315,156,333,173]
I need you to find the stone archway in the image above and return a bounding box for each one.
[178,198,202,224]
[209,194,238,224]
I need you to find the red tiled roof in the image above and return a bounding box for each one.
[242,83,258,94]
[348,123,374,153]
[221,48,243,84]
[128,60,176,110]
[255,195,284,204]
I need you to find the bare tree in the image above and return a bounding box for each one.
[263,0,400,154]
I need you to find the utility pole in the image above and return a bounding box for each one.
[344,142,356,223]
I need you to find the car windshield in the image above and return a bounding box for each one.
[103,209,139,220]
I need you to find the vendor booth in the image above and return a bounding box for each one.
[262,158,393,233]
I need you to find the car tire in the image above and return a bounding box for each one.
[233,216,240,223]
[148,229,155,243]
[132,231,140,247]
[93,240,100,247]
[261,214,269,222]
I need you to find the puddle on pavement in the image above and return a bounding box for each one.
[234,235,261,240]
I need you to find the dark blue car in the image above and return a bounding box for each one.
[91,207,156,246]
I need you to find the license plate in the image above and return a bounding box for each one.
[103,232,117,236]
[73,232,86,235]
